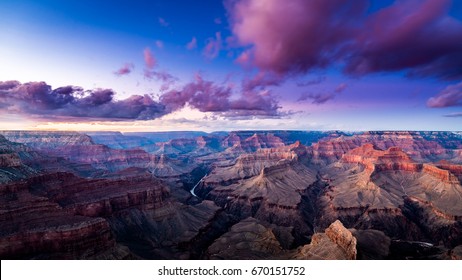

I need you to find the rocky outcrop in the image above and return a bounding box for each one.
[206,217,283,259]
[289,220,357,260]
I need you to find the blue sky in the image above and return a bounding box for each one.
[0,0,461,131]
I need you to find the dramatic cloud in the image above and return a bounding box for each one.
[144,47,156,69]
[0,81,166,121]
[114,63,134,76]
[160,74,281,118]
[345,0,462,79]
[227,89,280,117]
[443,112,462,117]
[298,83,347,104]
[427,81,462,107]
[229,0,462,80]
[0,78,283,121]
[203,32,222,59]
[186,37,197,50]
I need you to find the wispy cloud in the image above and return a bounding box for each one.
[427,82,462,108]
[144,47,156,69]
[113,63,134,76]
[155,40,164,49]
[158,17,169,27]
[296,76,326,87]
[186,37,197,50]
[443,112,462,117]
[203,32,222,59]
[298,83,347,104]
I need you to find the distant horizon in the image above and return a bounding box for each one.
[1,129,461,134]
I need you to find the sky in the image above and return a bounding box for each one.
[0,0,461,132]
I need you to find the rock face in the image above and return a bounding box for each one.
[0,135,40,183]
[0,175,126,259]
[289,220,357,260]
[1,130,461,259]
[206,217,283,259]
[1,131,94,148]
[310,131,457,164]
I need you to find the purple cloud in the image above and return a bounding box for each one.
[144,47,156,69]
[0,81,167,120]
[345,0,462,80]
[160,74,231,112]
[296,76,326,87]
[0,77,285,121]
[443,112,462,117]
[144,69,178,91]
[229,0,462,80]
[334,83,347,93]
[114,63,134,76]
[160,74,281,118]
[242,71,283,91]
[298,83,347,104]
[203,32,222,59]
[427,82,462,108]
[186,37,198,50]
[228,89,279,116]
[298,92,336,104]
[0,80,20,90]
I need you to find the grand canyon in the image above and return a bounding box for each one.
[1,130,461,260]
[2,0,462,266]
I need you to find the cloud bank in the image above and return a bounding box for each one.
[0,78,283,121]
[229,0,462,80]
[0,81,165,120]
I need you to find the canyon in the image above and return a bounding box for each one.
[0,130,461,259]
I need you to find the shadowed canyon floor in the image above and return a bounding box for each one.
[1,130,462,259]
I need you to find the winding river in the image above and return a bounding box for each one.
[190,174,207,198]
